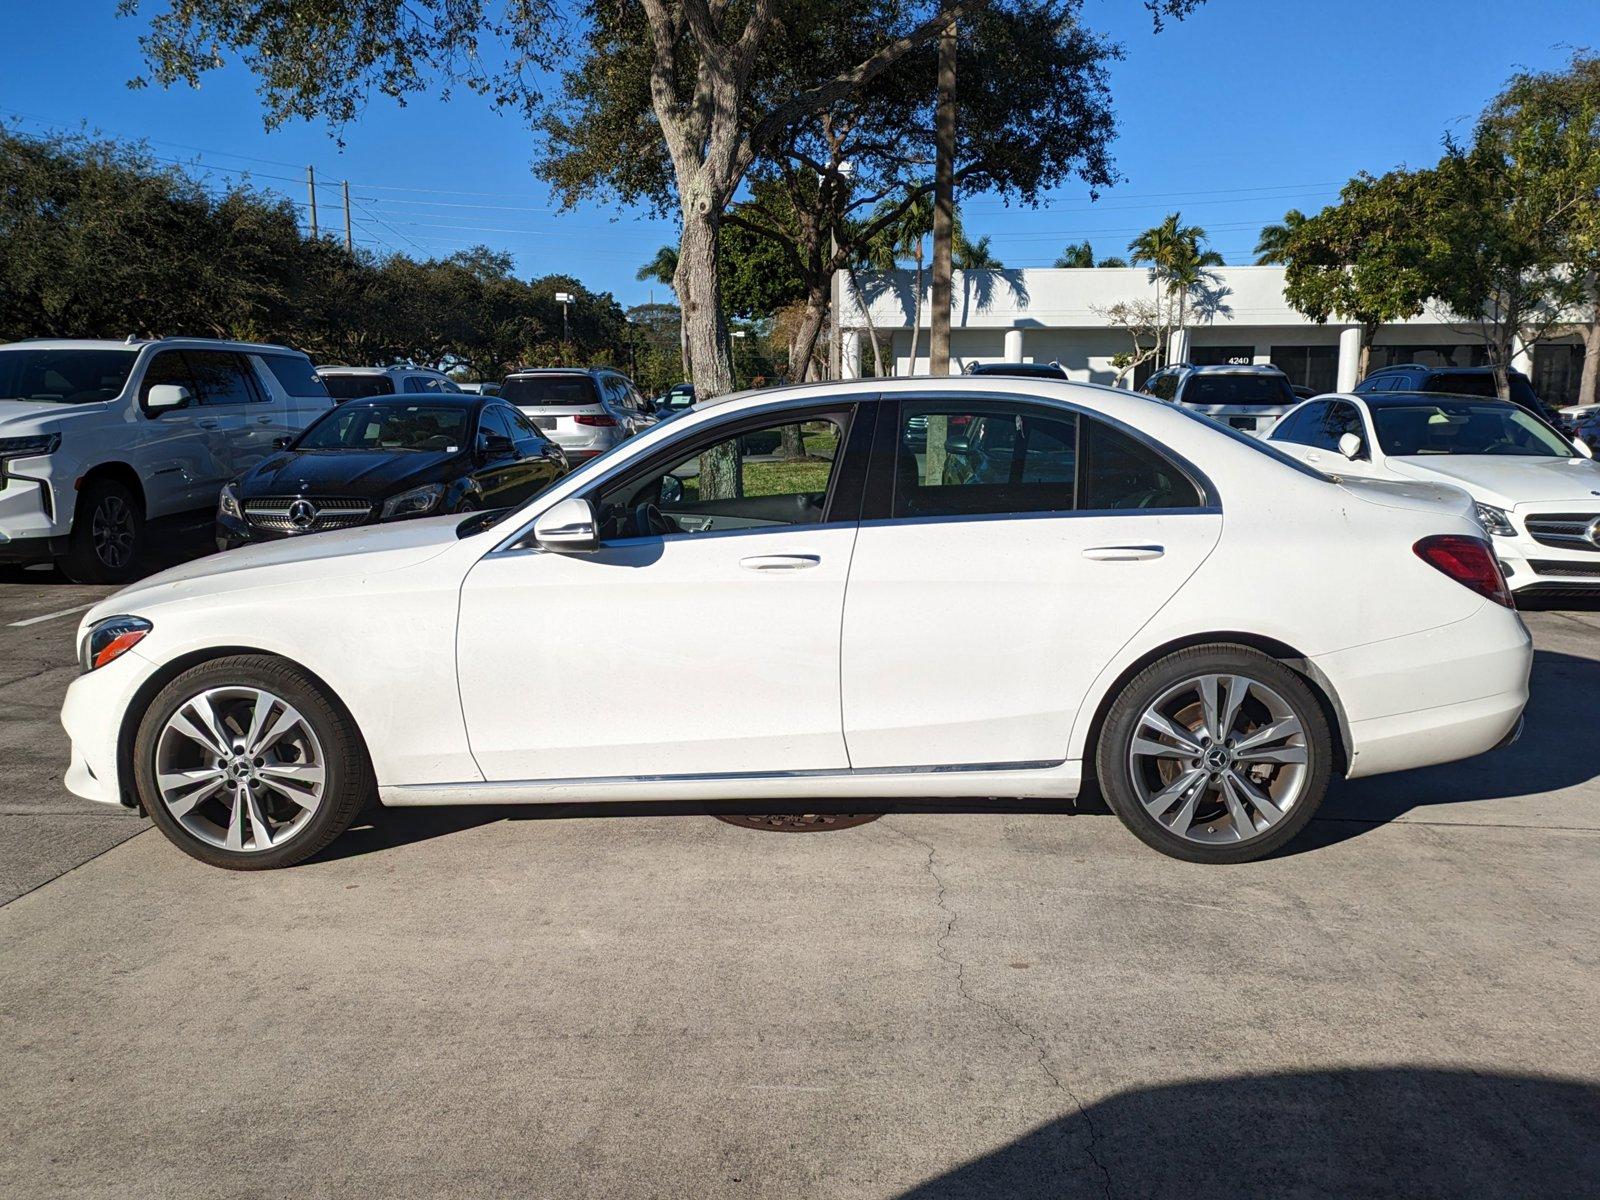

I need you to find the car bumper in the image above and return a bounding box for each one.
[1494,538,1600,591]
[62,648,163,808]
[1311,600,1532,779]
[0,475,69,554]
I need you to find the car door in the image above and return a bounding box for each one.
[839,396,1222,769]
[501,405,568,501]
[470,405,531,510]
[133,349,220,515]
[183,349,284,482]
[455,402,870,781]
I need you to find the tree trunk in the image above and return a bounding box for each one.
[848,270,886,377]
[674,200,734,399]
[928,21,957,376]
[907,246,925,374]
[789,285,830,388]
[1581,311,1600,408]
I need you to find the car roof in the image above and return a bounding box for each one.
[505,368,609,378]
[2,337,304,354]
[1366,364,1528,378]
[1352,390,1525,408]
[316,365,446,376]
[968,362,1067,378]
[328,392,487,407]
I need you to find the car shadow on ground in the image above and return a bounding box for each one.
[0,517,216,586]
[891,1068,1599,1199]
[316,647,1599,864]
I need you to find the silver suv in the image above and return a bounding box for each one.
[1140,363,1297,437]
[500,369,656,464]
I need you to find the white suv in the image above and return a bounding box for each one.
[0,338,333,582]
[499,368,656,463]
[1141,363,1299,438]
[316,365,462,401]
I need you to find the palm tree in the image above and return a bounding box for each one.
[1253,209,1306,265]
[1128,213,1219,365]
[954,233,1003,269]
[636,245,678,288]
[1054,240,1096,268]
[1097,255,1129,268]
[868,190,937,374]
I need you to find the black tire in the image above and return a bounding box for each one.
[60,479,145,584]
[133,655,374,870]
[1095,645,1333,864]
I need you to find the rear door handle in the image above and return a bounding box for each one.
[255,415,274,425]
[196,418,220,429]
[1082,544,1164,561]
[740,554,821,571]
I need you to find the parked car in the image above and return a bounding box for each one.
[1140,363,1297,437]
[965,362,1069,380]
[66,376,1530,871]
[316,365,462,401]
[216,395,567,548]
[0,337,332,582]
[1353,364,1570,432]
[1291,384,1317,401]
[654,382,696,419]
[455,382,502,397]
[1268,391,1600,595]
[500,368,656,464]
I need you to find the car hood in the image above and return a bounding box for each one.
[83,515,466,627]
[1386,455,1600,508]
[239,448,458,498]
[0,398,108,432]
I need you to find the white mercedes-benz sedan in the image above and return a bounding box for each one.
[1268,391,1600,595]
[62,377,1532,869]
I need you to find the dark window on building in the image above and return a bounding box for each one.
[1270,345,1339,394]
[1534,343,1585,409]
[1368,345,1488,371]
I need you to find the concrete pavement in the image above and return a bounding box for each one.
[1,575,1597,1197]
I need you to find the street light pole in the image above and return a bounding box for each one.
[555,291,574,352]
[731,329,747,390]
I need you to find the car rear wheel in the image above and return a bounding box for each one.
[1095,646,1332,864]
[60,480,144,584]
[134,655,374,870]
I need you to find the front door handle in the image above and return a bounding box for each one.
[740,554,821,571]
[256,415,274,425]
[196,418,220,430]
[1082,544,1164,561]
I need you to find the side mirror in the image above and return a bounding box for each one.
[660,475,685,505]
[480,432,516,459]
[1574,437,1594,460]
[272,436,293,450]
[146,383,192,412]
[1337,432,1365,460]
[532,496,598,552]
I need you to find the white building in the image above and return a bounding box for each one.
[834,265,1589,405]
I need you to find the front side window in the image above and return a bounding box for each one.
[0,348,137,404]
[595,412,846,539]
[140,350,199,406]
[1269,403,1323,446]
[295,402,471,452]
[1370,401,1575,458]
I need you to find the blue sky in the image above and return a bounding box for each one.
[2,0,1594,307]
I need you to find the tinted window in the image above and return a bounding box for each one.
[403,376,429,394]
[1270,403,1324,446]
[140,350,199,406]
[1148,373,1179,402]
[1181,374,1295,407]
[893,403,1078,518]
[0,348,137,404]
[297,402,470,451]
[1080,418,1204,510]
[186,350,260,405]
[1370,401,1575,458]
[322,374,396,400]
[500,375,601,406]
[478,406,515,441]
[503,407,546,443]
[261,354,330,398]
[1427,372,1496,398]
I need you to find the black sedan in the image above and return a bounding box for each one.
[216,396,567,548]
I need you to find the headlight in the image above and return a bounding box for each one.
[79,615,152,673]
[218,483,243,521]
[380,483,445,520]
[1474,503,1516,538]
[0,433,61,474]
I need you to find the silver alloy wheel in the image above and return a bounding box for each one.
[154,687,326,852]
[1127,673,1310,845]
[91,495,136,569]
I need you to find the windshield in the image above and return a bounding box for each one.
[500,375,600,406]
[321,373,396,400]
[0,348,137,404]
[1184,374,1295,407]
[1373,401,1575,458]
[295,402,471,452]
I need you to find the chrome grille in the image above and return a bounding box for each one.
[1527,559,1600,579]
[1524,512,1600,551]
[243,496,372,535]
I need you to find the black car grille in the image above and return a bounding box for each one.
[1524,512,1600,551]
[1526,559,1600,579]
[243,496,373,535]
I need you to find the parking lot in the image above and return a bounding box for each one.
[2,535,1598,1198]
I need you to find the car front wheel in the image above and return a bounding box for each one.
[60,480,144,584]
[1095,646,1332,864]
[134,655,373,870]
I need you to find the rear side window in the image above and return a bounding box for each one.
[501,375,601,407]
[893,403,1079,519]
[262,354,331,399]
[1427,372,1496,398]
[322,374,395,400]
[1079,419,1204,510]
[187,350,262,405]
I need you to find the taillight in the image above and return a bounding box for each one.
[1413,535,1513,607]
[574,413,617,427]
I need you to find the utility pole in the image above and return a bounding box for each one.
[928,20,957,376]
[306,165,319,239]
[342,180,353,252]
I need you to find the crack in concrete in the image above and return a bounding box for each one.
[892,825,1114,1200]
